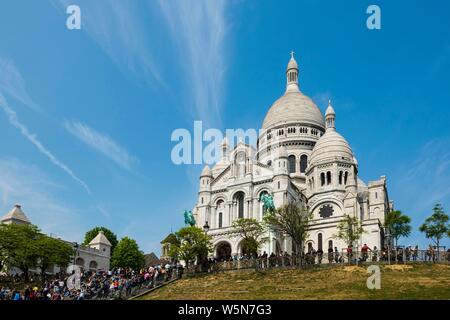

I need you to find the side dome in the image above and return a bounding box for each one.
[310,130,353,164]
[310,101,353,164]
[262,52,325,130]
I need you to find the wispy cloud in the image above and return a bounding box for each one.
[0,94,90,193]
[0,158,85,241]
[158,0,230,127]
[65,121,137,171]
[398,137,450,212]
[0,57,37,110]
[51,0,165,88]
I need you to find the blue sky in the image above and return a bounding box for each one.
[0,0,449,254]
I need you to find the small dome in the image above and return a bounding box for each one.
[310,130,353,165]
[200,165,212,177]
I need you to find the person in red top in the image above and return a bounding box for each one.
[361,243,371,262]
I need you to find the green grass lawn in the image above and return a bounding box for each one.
[137,263,450,300]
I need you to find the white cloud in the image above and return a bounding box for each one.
[0,57,37,110]
[65,121,137,171]
[51,0,165,88]
[158,0,229,127]
[0,94,90,193]
[398,137,450,212]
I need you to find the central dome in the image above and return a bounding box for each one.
[262,53,325,130]
[262,91,325,130]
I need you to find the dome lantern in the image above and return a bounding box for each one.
[325,99,336,130]
[286,51,299,93]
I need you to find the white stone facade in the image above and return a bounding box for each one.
[193,54,392,259]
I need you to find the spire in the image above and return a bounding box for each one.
[286,51,299,92]
[325,99,336,130]
[89,230,111,246]
[1,204,31,225]
[221,137,229,160]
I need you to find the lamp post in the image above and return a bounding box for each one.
[385,228,392,265]
[202,221,210,272]
[203,221,210,234]
[72,242,79,266]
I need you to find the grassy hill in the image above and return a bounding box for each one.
[137,263,450,300]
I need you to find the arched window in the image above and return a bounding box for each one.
[326,171,332,185]
[75,257,84,267]
[339,171,343,185]
[218,212,223,228]
[328,240,333,250]
[300,155,308,173]
[288,155,296,173]
[89,260,98,270]
[318,233,323,251]
[320,173,325,186]
[234,192,245,219]
[344,171,349,185]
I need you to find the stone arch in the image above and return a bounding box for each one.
[214,241,232,261]
[89,260,98,270]
[233,191,246,219]
[212,195,227,205]
[254,185,273,198]
[299,154,308,173]
[75,257,84,267]
[288,155,296,173]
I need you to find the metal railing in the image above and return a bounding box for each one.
[183,249,450,275]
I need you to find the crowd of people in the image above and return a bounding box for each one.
[203,244,450,271]
[1,245,449,300]
[0,263,184,301]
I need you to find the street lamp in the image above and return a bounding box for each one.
[385,228,391,265]
[72,242,79,270]
[203,221,210,234]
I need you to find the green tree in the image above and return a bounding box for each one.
[111,237,145,270]
[385,210,412,247]
[169,226,212,268]
[35,236,74,280]
[232,218,265,257]
[0,223,41,282]
[83,227,118,254]
[334,215,365,248]
[419,203,449,259]
[264,202,311,265]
